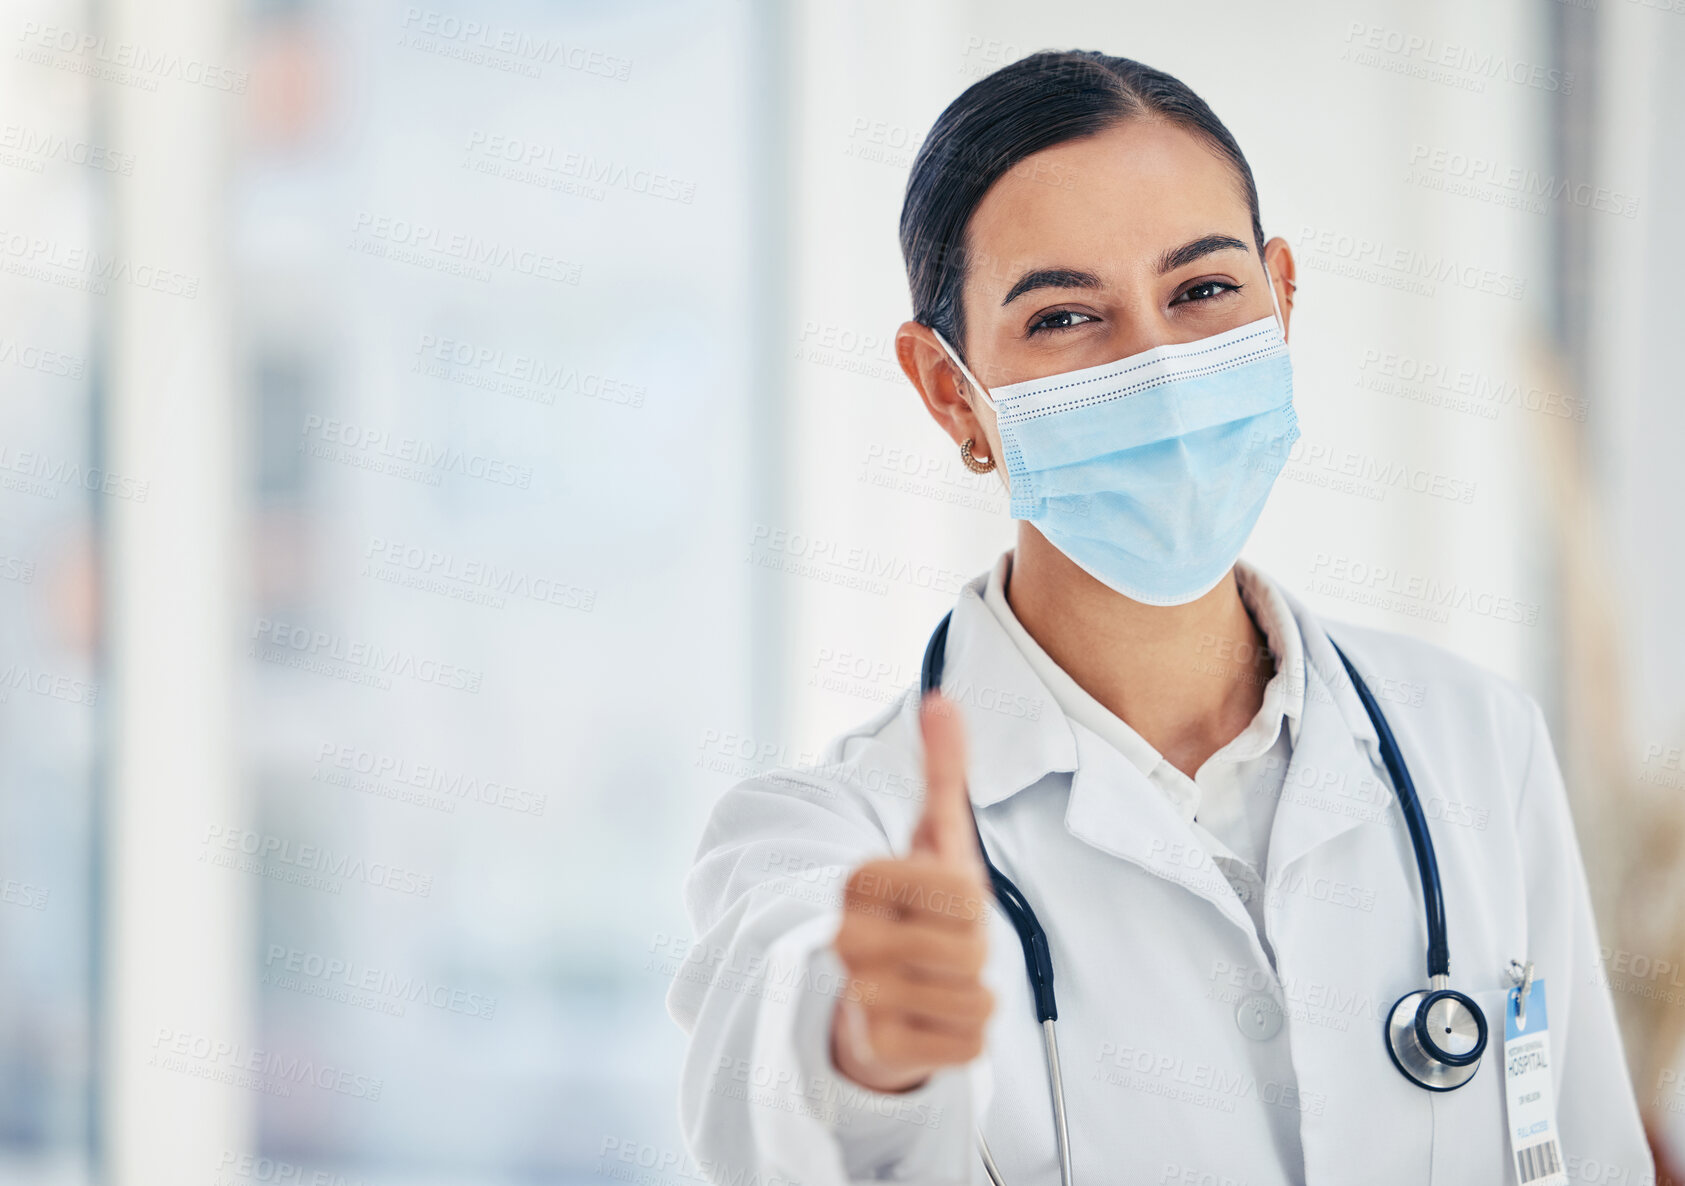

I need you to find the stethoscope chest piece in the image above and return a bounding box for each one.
[1384,985,1487,1091]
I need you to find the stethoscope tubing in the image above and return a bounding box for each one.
[1328,644,1450,978]
[975,1021,1073,1186]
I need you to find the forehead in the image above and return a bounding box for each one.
[963,119,1252,292]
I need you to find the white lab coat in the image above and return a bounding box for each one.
[667,563,1651,1185]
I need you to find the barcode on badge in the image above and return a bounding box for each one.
[1516,1138,1562,1183]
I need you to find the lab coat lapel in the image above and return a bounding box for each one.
[1264,585,1391,876]
[1063,728,1260,938]
[933,576,1079,809]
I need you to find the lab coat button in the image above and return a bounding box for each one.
[1236,992,1283,1041]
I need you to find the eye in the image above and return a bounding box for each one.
[1026,308,1098,336]
[1172,280,1242,305]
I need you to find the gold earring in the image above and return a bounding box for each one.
[960,438,995,474]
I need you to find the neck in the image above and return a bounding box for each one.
[1007,525,1274,778]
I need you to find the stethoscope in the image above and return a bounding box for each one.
[919,611,1488,1186]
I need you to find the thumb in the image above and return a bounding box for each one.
[909,693,985,878]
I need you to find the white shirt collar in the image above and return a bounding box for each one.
[1233,558,1307,750]
[978,551,1306,822]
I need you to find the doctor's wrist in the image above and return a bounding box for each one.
[830,998,933,1094]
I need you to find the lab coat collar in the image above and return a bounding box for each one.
[938,559,1395,949]
[1258,578,1394,875]
[1062,724,1262,940]
[940,565,1261,940]
[941,559,1396,874]
[1272,578,1382,756]
[936,570,1079,809]
[939,561,1384,811]
[1050,567,1387,945]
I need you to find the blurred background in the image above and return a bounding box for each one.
[1,0,1682,1182]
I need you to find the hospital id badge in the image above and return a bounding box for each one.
[1503,977,1565,1185]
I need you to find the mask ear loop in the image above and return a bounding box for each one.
[930,329,999,413]
[1262,255,1288,340]
[928,328,1009,491]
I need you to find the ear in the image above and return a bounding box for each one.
[894,320,1006,474]
[1262,237,1297,343]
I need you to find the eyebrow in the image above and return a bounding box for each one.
[998,234,1253,307]
[1000,267,1101,306]
[1156,233,1251,275]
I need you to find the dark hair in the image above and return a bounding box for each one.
[899,51,1266,362]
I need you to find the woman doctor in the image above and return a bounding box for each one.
[668,51,1650,1185]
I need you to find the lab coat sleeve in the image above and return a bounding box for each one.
[666,751,987,1186]
[1513,696,1653,1182]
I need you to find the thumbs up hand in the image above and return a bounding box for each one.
[830,694,996,1093]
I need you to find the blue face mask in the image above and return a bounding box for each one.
[932,271,1298,606]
